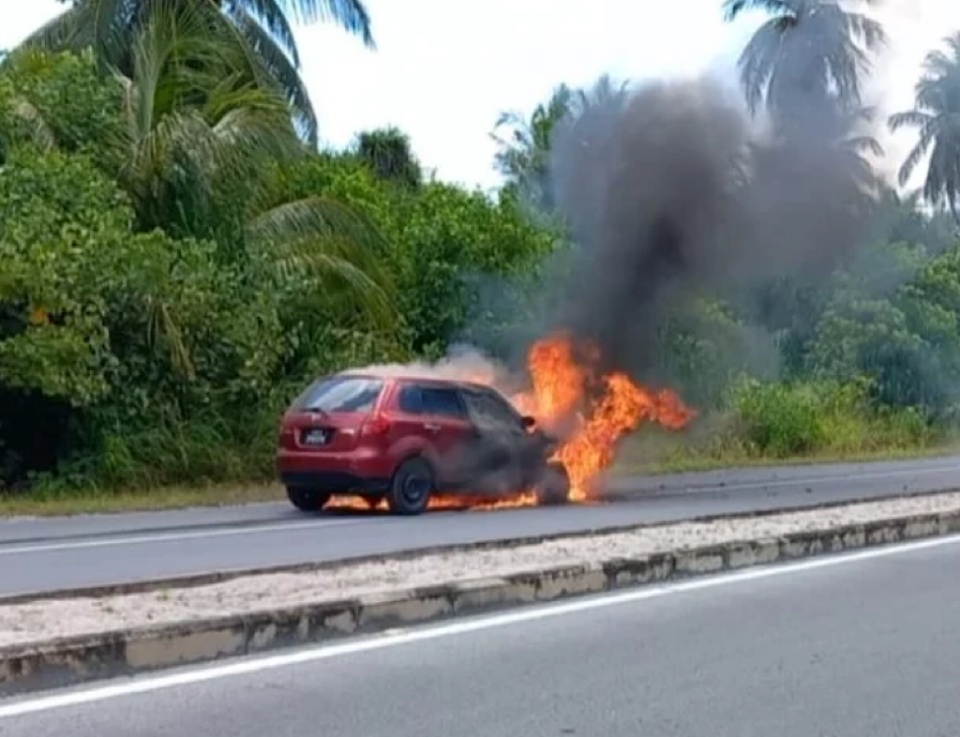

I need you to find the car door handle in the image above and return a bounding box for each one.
[423,423,441,433]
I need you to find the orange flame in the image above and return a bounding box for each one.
[325,490,537,513]
[508,332,695,501]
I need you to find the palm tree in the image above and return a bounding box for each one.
[492,76,630,211]
[742,103,883,274]
[888,33,960,229]
[96,2,396,370]
[572,73,630,113]
[723,0,885,123]
[491,83,575,207]
[356,126,422,189]
[19,0,374,145]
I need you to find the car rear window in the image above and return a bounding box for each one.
[291,376,384,413]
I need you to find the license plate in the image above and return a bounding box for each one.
[301,428,331,446]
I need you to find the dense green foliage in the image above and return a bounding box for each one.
[4,2,960,501]
[19,0,375,145]
[0,45,552,493]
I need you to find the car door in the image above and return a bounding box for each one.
[460,388,527,494]
[414,384,475,487]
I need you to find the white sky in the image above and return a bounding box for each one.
[2,1,960,191]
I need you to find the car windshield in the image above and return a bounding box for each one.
[291,376,384,413]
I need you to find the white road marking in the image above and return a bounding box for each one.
[0,518,390,556]
[2,531,958,719]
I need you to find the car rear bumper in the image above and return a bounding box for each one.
[279,471,390,495]
[276,448,392,495]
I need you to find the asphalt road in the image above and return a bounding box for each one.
[3,532,960,736]
[1,455,960,596]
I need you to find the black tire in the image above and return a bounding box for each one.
[286,486,332,512]
[387,458,434,515]
[534,463,571,506]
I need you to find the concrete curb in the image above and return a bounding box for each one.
[3,507,960,696]
[4,488,954,606]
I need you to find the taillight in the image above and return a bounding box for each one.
[277,420,294,447]
[360,413,392,438]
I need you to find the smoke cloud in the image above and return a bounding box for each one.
[364,1,960,406]
[353,343,516,391]
[543,68,879,380]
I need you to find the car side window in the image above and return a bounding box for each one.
[419,387,466,419]
[479,390,522,427]
[398,384,423,414]
[463,391,494,427]
[464,390,520,433]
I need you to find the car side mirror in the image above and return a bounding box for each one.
[521,415,537,430]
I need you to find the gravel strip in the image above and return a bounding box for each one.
[3,491,960,647]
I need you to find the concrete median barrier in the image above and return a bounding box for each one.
[3,495,960,697]
[1,487,953,607]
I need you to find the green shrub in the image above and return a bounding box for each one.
[728,377,938,458]
[731,379,827,456]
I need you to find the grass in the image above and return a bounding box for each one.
[0,482,284,518]
[610,430,960,476]
[3,436,957,518]
[611,390,960,475]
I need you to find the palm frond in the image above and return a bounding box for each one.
[732,0,887,118]
[492,110,524,131]
[223,0,300,66]
[231,10,317,144]
[145,296,195,379]
[18,4,89,52]
[22,0,134,67]
[890,33,960,203]
[722,0,792,22]
[85,0,131,64]
[888,109,933,132]
[245,196,387,252]
[922,139,960,207]
[272,0,375,48]
[121,108,213,197]
[845,134,883,158]
[921,37,960,79]
[247,200,395,329]
[842,11,886,51]
[271,239,394,328]
[209,100,301,171]
[737,18,782,114]
[898,128,936,187]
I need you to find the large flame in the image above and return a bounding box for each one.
[326,332,694,511]
[508,332,695,502]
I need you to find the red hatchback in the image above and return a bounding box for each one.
[276,371,571,515]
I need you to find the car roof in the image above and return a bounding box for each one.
[336,370,496,394]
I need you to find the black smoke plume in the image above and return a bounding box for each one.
[544,75,880,381]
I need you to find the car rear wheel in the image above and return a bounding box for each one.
[387,458,434,515]
[534,462,571,506]
[286,486,332,512]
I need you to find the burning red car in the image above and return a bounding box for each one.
[276,371,571,515]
